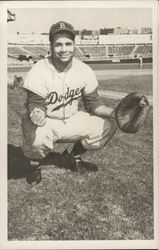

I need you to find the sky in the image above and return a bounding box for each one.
[8,7,152,34]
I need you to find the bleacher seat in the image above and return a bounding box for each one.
[134,45,152,55]
[108,45,135,56]
[7,44,152,62]
[79,46,106,57]
[8,47,29,56]
[24,46,49,56]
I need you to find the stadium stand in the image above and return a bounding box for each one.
[24,46,50,56]
[7,46,29,57]
[79,46,106,57]
[7,43,152,64]
[108,45,135,56]
[75,47,84,58]
[7,31,152,64]
[133,45,152,55]
[77,44,152,59]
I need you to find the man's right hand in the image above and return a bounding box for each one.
[30,108,46,127]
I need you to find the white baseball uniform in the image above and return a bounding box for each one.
[22,57,116,160]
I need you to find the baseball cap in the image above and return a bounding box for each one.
[49,21,75,42]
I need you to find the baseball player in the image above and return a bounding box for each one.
[21,21,117,185]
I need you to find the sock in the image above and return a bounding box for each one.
[30,159,41,169]
[73,154,82,163]
[71,141,87,156]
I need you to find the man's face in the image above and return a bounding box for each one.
[50,32,75,65]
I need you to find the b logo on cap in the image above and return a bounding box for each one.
[59,22,65,28]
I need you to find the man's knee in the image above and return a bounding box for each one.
[22,130,55,160]
[21,143,47,160]
[82,117,117,151]
[21,115,56,160]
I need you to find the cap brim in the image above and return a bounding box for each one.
[53,29,75,38]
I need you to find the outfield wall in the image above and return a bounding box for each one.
[98,34,152,45]
[8,33,152,45]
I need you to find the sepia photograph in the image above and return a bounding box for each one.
[0,0,159,249]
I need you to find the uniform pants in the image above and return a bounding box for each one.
[21,111,117,160]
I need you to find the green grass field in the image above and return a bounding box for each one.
[8,67,153,240]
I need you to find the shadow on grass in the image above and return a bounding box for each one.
[8,144,98,180]
[8,144,69,180]
[8,144,28,179]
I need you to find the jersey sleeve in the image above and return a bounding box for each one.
[82,88,104,113]
[82,64,104,113]
[23,61,48,98]
[82,65,99,94]
[26,90,47,114]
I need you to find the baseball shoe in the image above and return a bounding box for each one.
[26,160,42,185]
[61,150,77,171]
[62,150,98,173]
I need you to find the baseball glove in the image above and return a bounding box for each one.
[115,92,150,133]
